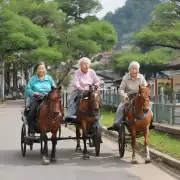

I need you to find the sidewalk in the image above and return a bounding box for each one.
[0,99,25,107]
[154,122,180,136]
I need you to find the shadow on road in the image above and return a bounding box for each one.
[0,148,133,168]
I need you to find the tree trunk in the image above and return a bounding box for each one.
[0,55,5,101]
[13,63,17,89]
[5,64,11,94]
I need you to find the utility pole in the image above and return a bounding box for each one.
[0,55,5,102]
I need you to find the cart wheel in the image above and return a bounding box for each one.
[21,124,27,157]
[118,124,125,158]
[93,126,101,156]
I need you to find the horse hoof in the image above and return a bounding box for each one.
[51,157,57,163]
[76,146,82,152]
[89,142,94,147]
[83,154,90,160]
[145,157,151,164]
[131,159,138,164]
[42,156,50,165]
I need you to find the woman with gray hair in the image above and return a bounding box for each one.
[66,57,101,119]
[107,61,155,131]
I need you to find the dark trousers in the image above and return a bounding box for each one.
[27,100,41,129]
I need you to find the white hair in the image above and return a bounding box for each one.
[78,57,91,66]
[128,61,140,70]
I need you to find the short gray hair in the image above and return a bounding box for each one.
[78,57,91,66]
[128,61,140,70]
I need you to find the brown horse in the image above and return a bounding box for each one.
[38,86,63,165]
[124,84,152,164]
[75,85,102,159]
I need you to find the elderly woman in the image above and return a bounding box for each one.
[107,61,155,131]
[66,57,100,119]
[25,62,56,131]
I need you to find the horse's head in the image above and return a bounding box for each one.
[46,85,62,116]
[138,84,151,113]
[88,85,101,116]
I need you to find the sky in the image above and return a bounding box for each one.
[97,0,126,18]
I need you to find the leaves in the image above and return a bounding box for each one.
[0,9,48,53]
[0,0,118,87]
[134,0,180,50]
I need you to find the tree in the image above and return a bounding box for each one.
[134,0,180,50]
[110,47,179,78]
[0,0,118,101]
[67,21,117,58]
[0,9,45,100]
[55,0,101,23]
[0,0,63,101]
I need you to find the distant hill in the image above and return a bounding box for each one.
[103,0,161,48]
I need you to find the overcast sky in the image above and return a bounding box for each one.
[97,0,126,18]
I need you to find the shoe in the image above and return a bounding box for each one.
[107,124,120,131]
[149,124,155,130]
[149,118,155,130]
[107,126,114,130]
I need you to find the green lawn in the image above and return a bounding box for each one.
[100,108,180,160]
[100,108,114,127]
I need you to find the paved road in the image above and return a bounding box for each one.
[0,100,179,180]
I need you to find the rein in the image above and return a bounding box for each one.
[132,103,149,120]
[131,96,150,121]
[45,93,62,122]
[78,108,101,118]
[78,91,101,118]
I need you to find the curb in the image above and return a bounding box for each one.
[154,123,180,137]
[100,125,180,173]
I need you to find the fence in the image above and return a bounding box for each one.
[62,89,180,125]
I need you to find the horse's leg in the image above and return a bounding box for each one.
[82,132,89,159]
[75,125,81,152]
[144,126,151,163]
[41,132,50,165]
[51,131,57,162]
[82,121,89,160]
[131,128,138,164]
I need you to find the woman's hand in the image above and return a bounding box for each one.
[34,92,39,96]
[121,96,126,104]
[121,93,128,104]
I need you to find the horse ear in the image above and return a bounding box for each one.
[58,85,62,91]
[147,83,152,89]
[51,86,55,90]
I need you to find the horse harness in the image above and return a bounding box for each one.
[77,91,102,118]
[35,94,62,123]
[124,94,150,124]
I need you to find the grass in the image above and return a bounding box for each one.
[100,108,114,127]
[100,108,180,160]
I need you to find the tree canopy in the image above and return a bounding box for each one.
[134,0,180,50]
[108,0,180,79]
[0,0,118,100]
[0,0,117,63]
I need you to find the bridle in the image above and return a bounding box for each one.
[46,90,62,122]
